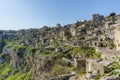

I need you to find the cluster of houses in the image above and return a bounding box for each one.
[0,12,120,80]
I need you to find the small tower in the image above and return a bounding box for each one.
[70,24,76,36]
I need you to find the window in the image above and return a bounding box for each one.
[118,44,120,47]
[95,42,97,45]
[100,38,103,41]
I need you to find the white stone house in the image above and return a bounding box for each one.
[114,26,120,50]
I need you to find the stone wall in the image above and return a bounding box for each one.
[86,59,104,75]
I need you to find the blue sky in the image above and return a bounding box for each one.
[0,0,119,30]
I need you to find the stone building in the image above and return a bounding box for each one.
[109,12,116,24]
[60,30,66,40]
[56,23,62,28]
[81,36,106,47]
[105,21,113,28]
[86,59,112,75]
[114,26,120,50]
[92,14,104,24]
[74,58,86,69]
[70,24,76,36]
